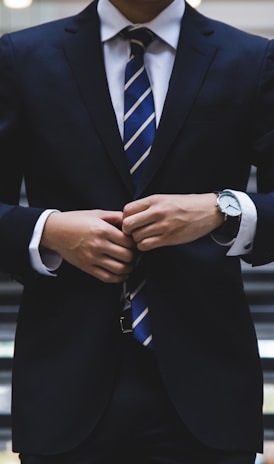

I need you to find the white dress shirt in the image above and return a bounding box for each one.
[29,0,257,275]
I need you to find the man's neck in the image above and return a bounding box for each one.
[109,0,174,23]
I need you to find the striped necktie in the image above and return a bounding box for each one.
[122,27,156,348]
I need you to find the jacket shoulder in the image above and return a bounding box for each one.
[185,3,271,50]
[1,1,97,48]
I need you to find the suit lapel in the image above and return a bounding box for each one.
[135,5,217,198]
[61,2,217,199]
[62,1,134,195]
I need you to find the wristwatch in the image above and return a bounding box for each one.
[214,190,242,237]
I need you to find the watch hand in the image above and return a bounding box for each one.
[228,203,240,211]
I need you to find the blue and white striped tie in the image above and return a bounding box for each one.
[123,27,155,348]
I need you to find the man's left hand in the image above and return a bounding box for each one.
[122,193,224,251]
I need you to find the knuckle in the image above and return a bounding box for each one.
[137,242,147,251]
[101,274,113,283]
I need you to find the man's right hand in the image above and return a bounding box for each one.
[40,210,136,283]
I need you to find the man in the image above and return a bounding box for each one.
[0,0,273,462]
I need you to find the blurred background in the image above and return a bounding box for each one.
[0,0,273,463]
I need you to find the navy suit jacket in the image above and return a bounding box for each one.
[0,0,274,455]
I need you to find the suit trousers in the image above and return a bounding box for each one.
[19,333,256,464]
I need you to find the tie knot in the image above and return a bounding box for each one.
[121,27,154,56]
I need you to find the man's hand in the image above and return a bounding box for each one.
[41,210,136,283]
[123,193,224,251]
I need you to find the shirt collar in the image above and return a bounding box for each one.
[97,0,185,51]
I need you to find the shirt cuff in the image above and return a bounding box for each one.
[29,209,63,276]
[212,190,257,256]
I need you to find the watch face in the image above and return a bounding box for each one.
[218,193,241,217]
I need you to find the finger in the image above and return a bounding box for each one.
[123,197,151,218]
[110,229,136,249]
[92,236,136,264]
[90,266,132,284]
[100,210,124,226]
[123,209,155,235]
[106,243,136,264]
[136,235,162,251]
[131,222,164,243]
[98,218,135,249]
[95,256,135,277]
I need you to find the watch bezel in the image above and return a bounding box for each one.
[215,191,242,218]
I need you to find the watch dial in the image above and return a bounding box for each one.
[219,194,241,217]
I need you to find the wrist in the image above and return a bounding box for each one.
[40,211,62,250]
[211,193,226,229]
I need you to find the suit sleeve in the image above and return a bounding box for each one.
[245,39,274,266]
[0,34,45,277]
